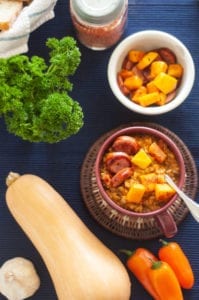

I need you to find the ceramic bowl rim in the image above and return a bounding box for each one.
[107,30,195,115]
[95,126,186,217]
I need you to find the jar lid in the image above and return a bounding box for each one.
[71,0,125,24]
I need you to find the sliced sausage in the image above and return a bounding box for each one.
[112,135,139,155]
[132,65,149,84]
[156,47,176,64]
[165,90,177,103]
[117,74,131,96]
[122,58,134,70]
[105,152,132,174]
[120,85,131,96]
[117,73,124,86]
[111,167,134,188]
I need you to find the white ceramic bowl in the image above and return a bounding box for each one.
[107,30,195,115]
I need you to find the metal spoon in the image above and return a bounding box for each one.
[165,174,199,223]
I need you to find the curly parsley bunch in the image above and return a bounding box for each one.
[0,37,84,143]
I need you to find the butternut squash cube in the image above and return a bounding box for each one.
[137,52,159,70]
[128,50,145,63]
[156,92,166,106]
[124,75,143,90]
[167,64,183,78]
[150,61,168,78]
[138,92,160,107]
[149,142,167,163]
[132,149,152,169]
[146,81,160,93]
[131,86,147,103]
[153,72,177,94]
[126,183,146,203]
[155,183,176,202]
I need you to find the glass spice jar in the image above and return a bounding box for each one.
[69,0,128,50]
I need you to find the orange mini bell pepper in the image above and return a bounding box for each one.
[120,248,159,299]
[148,260,183,300]
[158,239,194,289]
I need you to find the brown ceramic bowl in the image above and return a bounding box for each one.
[95,126,186,238]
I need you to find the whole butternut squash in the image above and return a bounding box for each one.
[5,172,131,300]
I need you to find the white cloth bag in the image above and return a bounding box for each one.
[0,0,58,58]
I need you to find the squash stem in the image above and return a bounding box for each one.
[6,172,20,187]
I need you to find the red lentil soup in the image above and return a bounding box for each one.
[100,133,180,213]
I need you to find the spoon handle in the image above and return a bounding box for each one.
[165,175,199,223]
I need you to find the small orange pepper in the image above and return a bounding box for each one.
[158,239,194,289]
[148,260,183,300]
[120,248,160,299]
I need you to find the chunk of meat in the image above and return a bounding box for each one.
[111,167,134,188]
[105,152,132,174]
[112,135,139,155]
[157,47,177,64]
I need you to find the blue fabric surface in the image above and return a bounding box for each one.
[0,0,199,299]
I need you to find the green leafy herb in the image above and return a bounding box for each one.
[0,36,84,143]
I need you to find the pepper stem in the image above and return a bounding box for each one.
[119,249,135,258]
[151,260,163,270]
[159,239,169,246]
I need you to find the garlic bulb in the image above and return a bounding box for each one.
[0,257,40,300]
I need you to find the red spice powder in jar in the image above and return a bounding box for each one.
[70,0,128,50]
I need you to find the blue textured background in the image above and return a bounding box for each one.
[0,0,199,299]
